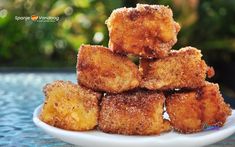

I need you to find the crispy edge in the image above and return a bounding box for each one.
[106,4,180,58]
[40,80,101,131]
[140,46,209,90]
[99,90,171,135]
[198,82,232,127]
[77,45,140,93]
[166,91,203,133]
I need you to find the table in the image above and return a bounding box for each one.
[0,72,234,147]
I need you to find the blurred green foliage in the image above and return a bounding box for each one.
[0,0,122,67]
[0,0,235,68]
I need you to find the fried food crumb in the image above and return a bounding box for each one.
[140,46,209,90]
[77,45,141,93]
[106,4,180,58]
[198,82,232,127]
[99,90,171,135]
[166,82,232,133]
[207,66,215,78]
[40,80,101,131]
[166,92,203,133]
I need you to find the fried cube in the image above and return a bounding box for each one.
[99,90,171,135]
[39,81,101,131]
[166,92,203,133]
[77,45,140,93]
[106,4,180,58]
[140,46,210,90]
[198,82,232,127]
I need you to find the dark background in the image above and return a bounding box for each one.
[0,0,234,106]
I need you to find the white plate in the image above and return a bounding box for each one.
[33,105,235,147]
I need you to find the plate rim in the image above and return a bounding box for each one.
[33,104,235,145]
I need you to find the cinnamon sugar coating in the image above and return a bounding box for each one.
[106,4,180,58]
[77,45,141,93]
[198,82,232,127]
[140,46,211,90]
[166,82,232,133]
[40,80,101,131]
[99,90,171,135]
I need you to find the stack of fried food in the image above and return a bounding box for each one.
[40,4,232,135]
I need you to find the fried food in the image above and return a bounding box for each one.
[166,91,203,133]
[99,90,171,135]
[77,45,140,93]
[198,82,232,127]
[166,82,232,133]
[39,80,101,131]
[106,4,180,58]
[207,66,215,78]
[140,46,211,90]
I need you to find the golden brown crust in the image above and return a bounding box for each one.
[207,66,215,78]
[198,82,232,127]
[106,4,180,58]
[140,46,208,90]
[40,80,101,131]
[166,82,232,133]
[77,45,141,93]
[166,92,203,133]
[99,90,171,135]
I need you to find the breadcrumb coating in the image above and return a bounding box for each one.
[166,82,232,133]
[77,45,141,93]
[39,3,231,136]
[166,92,203,133]
[140,46,211,90]
[99,90,171,135]
[40,80,101,131]
[106,4,180,58]
[198,82,232,127]
[207,67,215,78]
